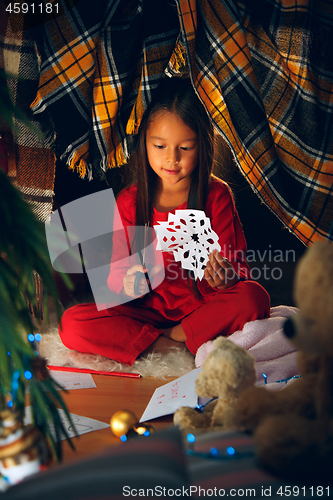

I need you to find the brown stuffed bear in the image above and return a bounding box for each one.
[175,241,333,481]
[173,336,256,430]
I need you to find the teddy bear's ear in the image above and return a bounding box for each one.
[294,241,333,312]
[283,315,325,353]
[283,318,295,339]
[290,240,333,354]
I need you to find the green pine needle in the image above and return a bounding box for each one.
[0,169,75,461]
[0,68,75,462]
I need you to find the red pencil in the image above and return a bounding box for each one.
[47,365,141,379]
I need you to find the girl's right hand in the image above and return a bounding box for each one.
[122,265,149,298]
[122,264,164,298]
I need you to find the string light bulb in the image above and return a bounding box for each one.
[185,433,254,461]
[187,433,196,443]
[110,410,155,441]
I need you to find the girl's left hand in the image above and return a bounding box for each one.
[204,249,239,290]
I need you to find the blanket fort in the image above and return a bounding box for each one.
[1,0,332,245]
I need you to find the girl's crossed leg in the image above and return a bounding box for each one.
[59,280,269,365]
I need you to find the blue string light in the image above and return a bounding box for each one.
[7,400,13,408]
[10,370,20,402]
[186,434,254,461]
[195,374,301,426]
[196,397,217,412]
[120,435,127,442]
[187,433,196,443]
[24,370,32,380]
[11,380,19,391]
[186,373,303,463]
[187,446,253,460]
[262,373,301,385]
[273,375,301,384]
[26,332,42,355]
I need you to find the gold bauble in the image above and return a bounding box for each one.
[110,410,138,437]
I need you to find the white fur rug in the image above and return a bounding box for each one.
[39,305,298,380]
[39,327,195,378]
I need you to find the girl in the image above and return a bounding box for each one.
[59,78,270,365]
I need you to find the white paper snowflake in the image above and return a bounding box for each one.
[153,209,221,280]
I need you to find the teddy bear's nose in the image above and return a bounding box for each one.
[283,318,295,338]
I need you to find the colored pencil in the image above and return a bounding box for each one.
[47,365,141,378]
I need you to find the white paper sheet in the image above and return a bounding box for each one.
[154,210,220,280]
[50,370,97,390]
[24,407,109,440]
[139,366,202,422]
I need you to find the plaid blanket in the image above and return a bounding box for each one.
[4,0,333,245]
[0,3,56,223]
[179,0,333,246]
[31,0,180,178]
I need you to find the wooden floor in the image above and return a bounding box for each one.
[56,374,175,465]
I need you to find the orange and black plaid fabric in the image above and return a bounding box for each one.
[28,1,333,244]
[178,0,333,246]
[0,2,56,222]
[31,0,179,177]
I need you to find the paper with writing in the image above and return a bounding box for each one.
[139,366,202,422]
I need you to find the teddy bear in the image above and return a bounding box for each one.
[173,335,257,430]
[174,241,333,481]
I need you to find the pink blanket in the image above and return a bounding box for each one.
[195,306,299,387]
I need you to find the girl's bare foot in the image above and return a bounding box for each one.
[162,324,187,342]
[142,335,186,356]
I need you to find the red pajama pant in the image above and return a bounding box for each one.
[59,280,270,366]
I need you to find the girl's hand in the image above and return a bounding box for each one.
[122,264,163,298]
[122,265,149,298]
[204,250,239,290]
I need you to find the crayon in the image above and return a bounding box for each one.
[47,365,141,378]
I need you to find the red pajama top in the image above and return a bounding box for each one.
[107,177,251,322]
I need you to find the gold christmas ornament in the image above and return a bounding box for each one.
[110,410,138,437]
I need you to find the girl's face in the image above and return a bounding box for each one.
[146,111,199,189]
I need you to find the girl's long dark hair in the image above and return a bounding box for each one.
[130,77,215,295]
